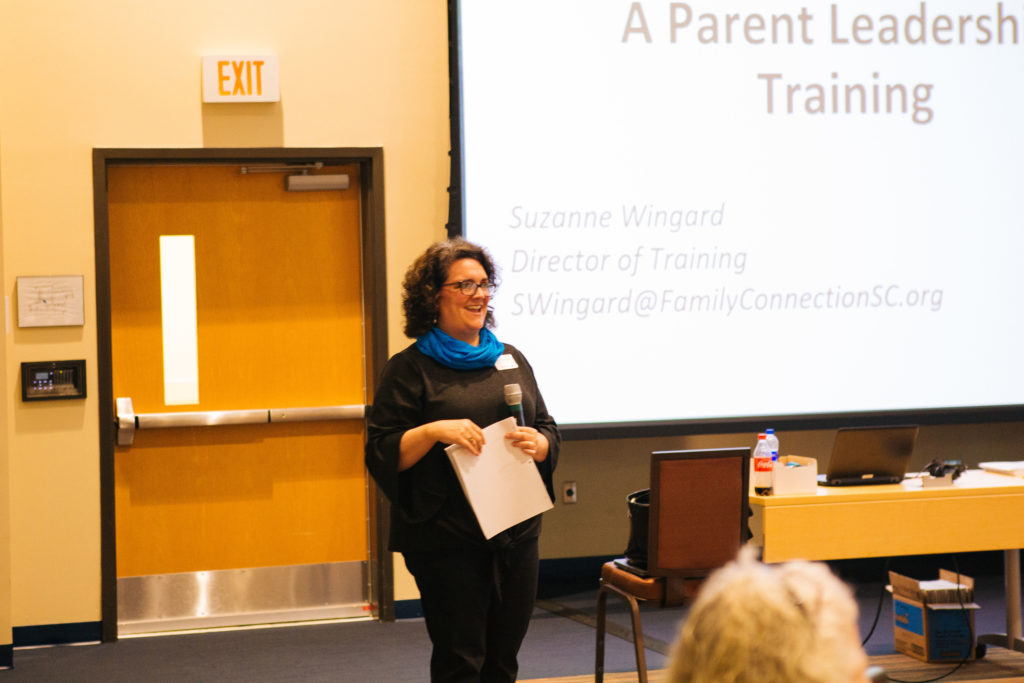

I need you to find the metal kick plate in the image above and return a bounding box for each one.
[117,561,369,634]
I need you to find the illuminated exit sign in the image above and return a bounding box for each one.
[201,56,280,103]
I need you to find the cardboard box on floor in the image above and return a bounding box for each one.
[890,569,980,663]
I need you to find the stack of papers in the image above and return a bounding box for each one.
[979,461,1024,477]
[918,578,973,603]
[445,417,553,539]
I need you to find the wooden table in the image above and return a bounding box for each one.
[748,469,1024,653]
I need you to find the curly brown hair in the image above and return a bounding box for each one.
[402,238,500,338]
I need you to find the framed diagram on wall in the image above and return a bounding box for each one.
[16,275,85,327]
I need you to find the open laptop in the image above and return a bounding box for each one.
[818,425,919,486]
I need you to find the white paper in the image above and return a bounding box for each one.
[445,417,553,539]
[979,461,1024,477]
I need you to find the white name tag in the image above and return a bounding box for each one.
[495,354,518,371]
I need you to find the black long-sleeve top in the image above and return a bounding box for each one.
[365,342,560,552]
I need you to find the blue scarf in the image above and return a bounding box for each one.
[416,326,504,370]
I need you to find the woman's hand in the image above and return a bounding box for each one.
[505,426,549,462]
[398,419,485,471]
[431,419,486,455]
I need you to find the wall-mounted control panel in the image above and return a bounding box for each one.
[21,360,87,401]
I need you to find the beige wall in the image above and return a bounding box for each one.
[0,0,448,626]
[0,146,11,646]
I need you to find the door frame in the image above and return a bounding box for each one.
[92,148,391,641]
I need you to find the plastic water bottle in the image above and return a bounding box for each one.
[765,428,780,462]
[753,433,773,495]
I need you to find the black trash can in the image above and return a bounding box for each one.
[623,488,650,570]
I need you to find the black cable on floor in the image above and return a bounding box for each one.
[861,557,891,647]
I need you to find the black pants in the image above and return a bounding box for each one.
[403,537,540,683]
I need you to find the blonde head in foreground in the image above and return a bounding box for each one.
[668,548,870,683]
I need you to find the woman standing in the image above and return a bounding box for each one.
[365,238,560,682]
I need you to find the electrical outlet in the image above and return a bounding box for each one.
[562,481,578,504]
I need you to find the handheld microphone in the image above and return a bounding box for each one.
[504,383,525,426]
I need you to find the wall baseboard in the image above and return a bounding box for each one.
[538,555,616,598]
[394,599,423,620]
[393,555,618,620]
[13,622,102,648]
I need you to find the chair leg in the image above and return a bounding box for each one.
[622,590,649,683]
[596,582,649,683]
[595,584,609,682]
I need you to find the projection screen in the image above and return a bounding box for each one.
[449,1,1024,433]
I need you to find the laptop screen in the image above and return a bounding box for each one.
[821,425,919,486]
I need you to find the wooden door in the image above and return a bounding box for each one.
[107,163,368,626]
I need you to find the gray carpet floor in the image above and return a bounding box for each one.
[2,570,1019,681]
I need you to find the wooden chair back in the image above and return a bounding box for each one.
[648,447,750,578]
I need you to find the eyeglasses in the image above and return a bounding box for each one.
[443,279,497,296]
